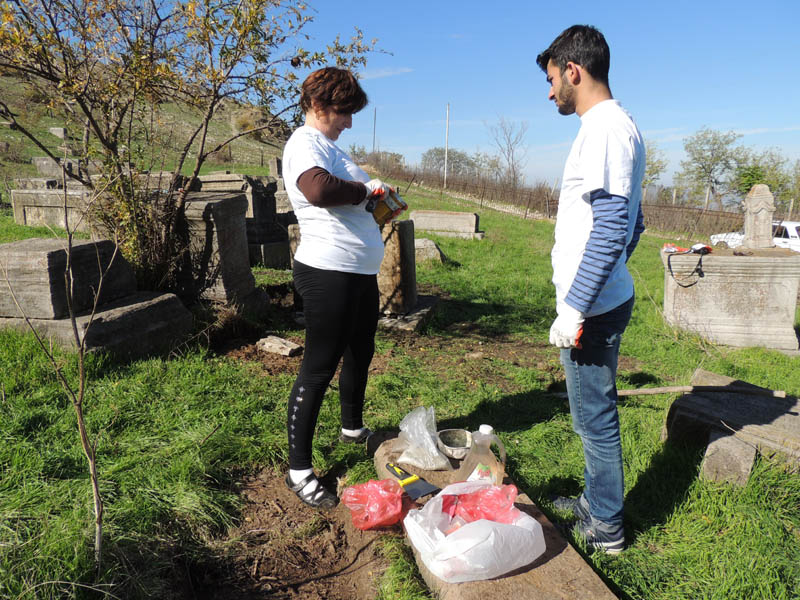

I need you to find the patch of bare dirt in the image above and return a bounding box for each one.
[199,468,399,599]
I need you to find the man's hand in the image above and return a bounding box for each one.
[549,304,585,348]
[365,179,393,199]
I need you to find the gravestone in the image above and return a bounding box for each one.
[0,238,136,319]
[662,249,800,350]
[48,127,67,140]
[183,191,267,315]
[415,238,446,263]
[190,172,289,267]
[409,209,485,239]
[11,186,94,233]
[378,220,417,315]
[0,239,192,358]
[662,369,800,485]
[742,184,776,249]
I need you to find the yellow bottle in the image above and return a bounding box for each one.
[454,424,506,485]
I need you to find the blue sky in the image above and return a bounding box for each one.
[302,0,800,186]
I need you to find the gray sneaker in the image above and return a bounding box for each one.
[574,518,625,554]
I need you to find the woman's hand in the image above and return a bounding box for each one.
[365,179,393,199]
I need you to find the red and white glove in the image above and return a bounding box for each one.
[365,178,392,199]
[549,304,585,349]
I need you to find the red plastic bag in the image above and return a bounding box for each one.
[452,484,522,525]
[341,479,404,530]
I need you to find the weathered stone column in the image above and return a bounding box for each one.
[742,184,776,249]
[378,220,417,315]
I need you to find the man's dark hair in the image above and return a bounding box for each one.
[536,25,610,86]
[300,67,368,114]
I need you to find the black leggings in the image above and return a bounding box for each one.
[287,260,379,470]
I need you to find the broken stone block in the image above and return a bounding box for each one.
[415,238,445,263]
[663,369,800,485]
[701,430,757,485]
[256,335,302,356]
[0,238,136,319]
[0,291,192,358]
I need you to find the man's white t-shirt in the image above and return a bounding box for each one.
[283,125,384,274]
[552,99,645,317]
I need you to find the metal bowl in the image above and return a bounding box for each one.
[437,429,472,460]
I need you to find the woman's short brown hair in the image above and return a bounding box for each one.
[300,67,368,115]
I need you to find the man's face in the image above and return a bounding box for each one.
[546,60,576,116]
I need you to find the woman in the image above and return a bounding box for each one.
[282,67,391,509]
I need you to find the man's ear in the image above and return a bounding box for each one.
[565,61,581,85]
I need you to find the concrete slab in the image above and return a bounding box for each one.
[373,437,617,599]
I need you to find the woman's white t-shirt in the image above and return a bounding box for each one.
[282,125,384,274]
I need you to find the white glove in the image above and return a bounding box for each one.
[365,178,392,199]
[549,304,585,348]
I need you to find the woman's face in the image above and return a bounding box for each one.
[310,106,352,141]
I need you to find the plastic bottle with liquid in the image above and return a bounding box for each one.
[454,424,506,485]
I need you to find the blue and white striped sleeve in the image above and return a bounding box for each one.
[565,189,629,313]
[626,203,645,261]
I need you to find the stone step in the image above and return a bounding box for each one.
[0,238,137,319]
[373,437,616,599]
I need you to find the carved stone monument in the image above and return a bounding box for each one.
[742,184,776,249]
[662,185,800,351]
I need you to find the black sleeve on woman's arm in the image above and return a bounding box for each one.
[296,167,368,207]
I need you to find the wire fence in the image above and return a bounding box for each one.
[381,165,794,240]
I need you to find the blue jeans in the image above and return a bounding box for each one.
[560,295,634,530]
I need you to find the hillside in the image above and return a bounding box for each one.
[0,74,286,203]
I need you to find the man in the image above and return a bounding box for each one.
[536,25,645,554]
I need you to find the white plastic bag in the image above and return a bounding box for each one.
[403,481,546,583]
[396,406,451,470]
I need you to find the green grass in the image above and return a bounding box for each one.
[1,183,800,599]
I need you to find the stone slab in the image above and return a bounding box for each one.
[415,238,446,263]
[373,437,616,600]
[701,429,757,485]
[11,188,93,232]
[410,210,482,235]
[0,238,137,319]
[0,291,192,358]
[378,295,438,332]
[661,249,800,350]
[662,368,800,483]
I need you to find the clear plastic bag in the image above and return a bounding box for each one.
[341,479,404,530]
[403,481,546,583]
[396,406,452,471]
